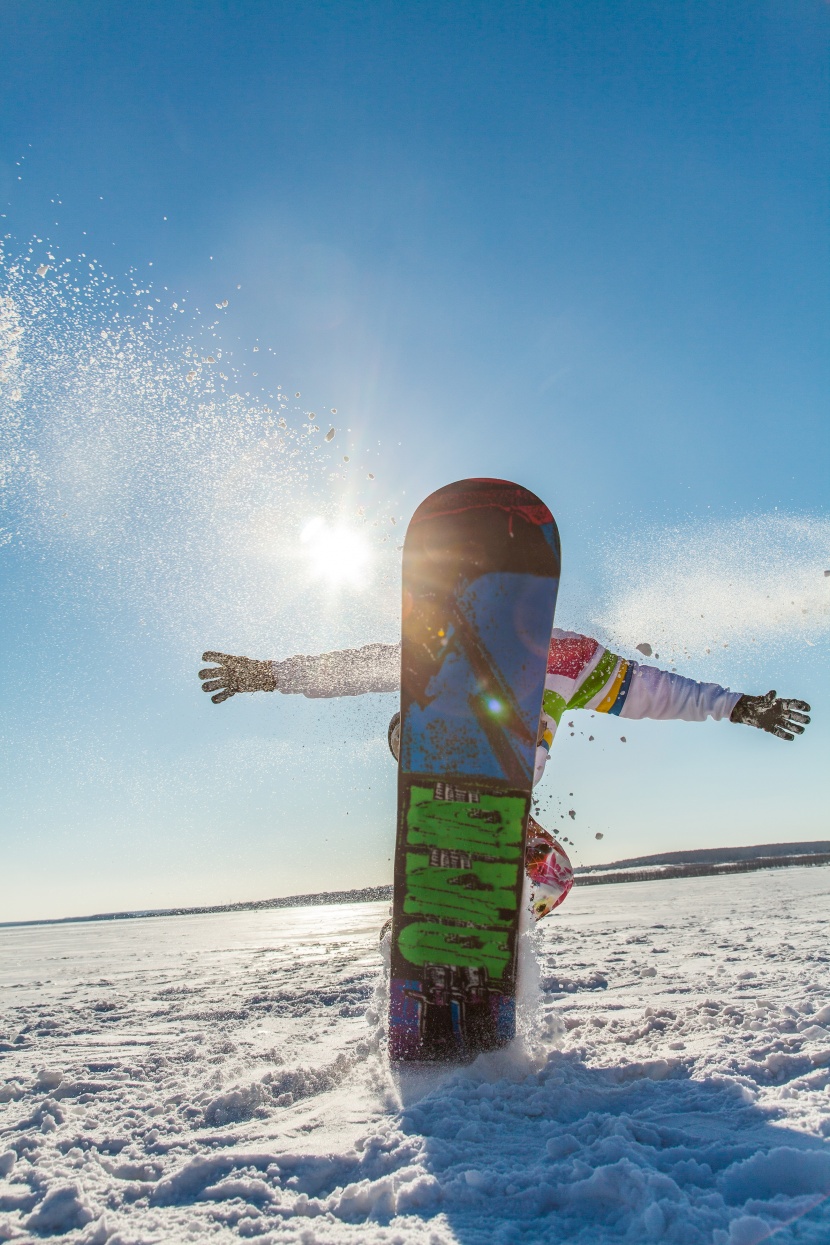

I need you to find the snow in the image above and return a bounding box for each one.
[2,867,830,1243]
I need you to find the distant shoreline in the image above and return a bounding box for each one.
[574,851,830,888]
[3,843,828,930]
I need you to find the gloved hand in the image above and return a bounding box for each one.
[199,652,277,704]
[730,690,811,741]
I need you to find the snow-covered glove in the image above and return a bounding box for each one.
[199,652,276,704]
[730,690,811,741]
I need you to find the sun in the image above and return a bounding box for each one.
[300,517,371,588]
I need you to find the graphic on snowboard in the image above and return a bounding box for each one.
[389,478,560,1062]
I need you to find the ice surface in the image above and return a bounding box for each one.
[2,868,830,1243]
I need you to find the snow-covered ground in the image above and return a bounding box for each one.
[2,867,830,1244]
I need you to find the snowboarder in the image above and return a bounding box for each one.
[197,633,811,917]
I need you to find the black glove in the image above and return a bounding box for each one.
[199,652,277,704]
[730,690,811,741]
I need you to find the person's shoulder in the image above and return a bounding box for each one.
[548,630,603,678]
[551,627,597,644]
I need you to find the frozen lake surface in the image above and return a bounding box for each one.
[2,867,830,1243]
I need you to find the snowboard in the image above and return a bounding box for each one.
[389,478,561,1063]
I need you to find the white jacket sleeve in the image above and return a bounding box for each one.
[272,643,401,698]
[620,663,741,723]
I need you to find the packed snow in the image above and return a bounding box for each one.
[2,866,830,1243]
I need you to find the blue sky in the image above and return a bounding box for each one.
[1,1,828,921]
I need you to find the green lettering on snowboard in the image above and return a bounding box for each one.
[395,786,527,979]
[403,855,518,925]
[405,786,526,859]
[397,921,512,979]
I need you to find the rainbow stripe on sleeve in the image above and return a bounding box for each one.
[541,642,635,725]
[595,658,633,715]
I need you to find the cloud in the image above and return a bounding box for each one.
[593,513,830,668]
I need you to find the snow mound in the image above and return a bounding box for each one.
[25,1183,93,1233]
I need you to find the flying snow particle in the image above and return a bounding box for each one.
[343,455,350,463]
[568,810,576,820]
[331,408,337,414]
[368,473,375,480]
[36,263,49,277]
[636,642,653,657]
[595,832,604,840]
[620,736,627,743]
[325,428,335,442]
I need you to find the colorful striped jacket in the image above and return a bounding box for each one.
[272,630,740,786]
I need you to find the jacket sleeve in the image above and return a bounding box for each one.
[619,662,741,723]
[272,643,401,698]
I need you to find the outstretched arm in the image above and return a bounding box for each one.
[199,643,400,704]
[618,661,811,741]
[545,633,744,725]
[545,633,812,742]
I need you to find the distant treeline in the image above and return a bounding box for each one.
[577,840,830,874]
[3,848,829,929]
[0,886,394,928]
[576,852,830,888]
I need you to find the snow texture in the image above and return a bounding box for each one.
[2,867,830,1243]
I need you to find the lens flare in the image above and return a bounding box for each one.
[300,517,371,588]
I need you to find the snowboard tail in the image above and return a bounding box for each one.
[390,479,560,1063]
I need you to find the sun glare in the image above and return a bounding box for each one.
[300,517,371,588]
